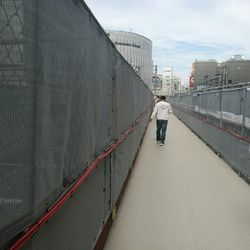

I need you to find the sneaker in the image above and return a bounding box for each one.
[160,142,164,146]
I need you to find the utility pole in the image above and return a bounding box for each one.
[154,65,158,96]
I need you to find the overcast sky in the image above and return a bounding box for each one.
[85,0,250,85]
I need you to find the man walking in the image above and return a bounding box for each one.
[150,96,172,146]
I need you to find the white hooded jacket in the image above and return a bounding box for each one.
[151,101,172,120]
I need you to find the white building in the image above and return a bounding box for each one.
[172,75,181,93]
[106,30,153,88]
[159,67,182,95]
[162,67,173,95]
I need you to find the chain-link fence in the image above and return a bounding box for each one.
[169,85,250,182]
[0,0,24,86]
[0,0,153,248]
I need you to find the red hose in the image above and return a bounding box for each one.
[9,107,151,250]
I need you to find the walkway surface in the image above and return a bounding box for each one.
[104,115,250,250]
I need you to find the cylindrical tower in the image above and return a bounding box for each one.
[106,30,153,88]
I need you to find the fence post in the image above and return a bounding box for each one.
[219,89,223,128]
[206,89,209,122]
[240,88,247,137]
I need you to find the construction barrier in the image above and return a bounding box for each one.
[0,0,153,249]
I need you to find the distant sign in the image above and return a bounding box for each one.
[115,41,141,48]
[189,75,194,88]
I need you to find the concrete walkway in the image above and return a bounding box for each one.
[104,115,250,250]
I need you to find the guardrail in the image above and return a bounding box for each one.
[168,85,250,182]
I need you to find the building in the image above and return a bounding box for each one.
[106,30,153,88]
[172,75,181,93]
[224,55,250,85]
[158,67,182,95]
[191,55,250,88]
[192,60,217,87]
[152,74,163,94]
[162,67,173,95]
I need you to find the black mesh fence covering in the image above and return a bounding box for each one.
[168,86,250,182]
[0,0,153,248]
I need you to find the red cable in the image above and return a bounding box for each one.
[9,106,152,250]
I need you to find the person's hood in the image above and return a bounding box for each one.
[158,101,168,109]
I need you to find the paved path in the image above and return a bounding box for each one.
[104,115,250,250]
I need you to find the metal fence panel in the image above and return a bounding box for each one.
[170,86,250,183]
[222,89,242,115]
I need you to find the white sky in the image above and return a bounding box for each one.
[85,0,250,85]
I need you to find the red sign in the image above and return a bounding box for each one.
[189,75,194,88]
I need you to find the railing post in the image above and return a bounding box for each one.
[240,87,247,137]
[219,89,223,128]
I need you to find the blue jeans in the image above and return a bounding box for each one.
[156,120,168,143]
